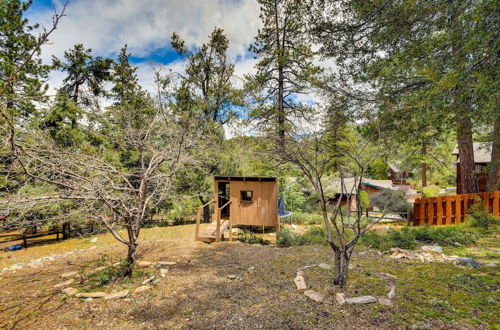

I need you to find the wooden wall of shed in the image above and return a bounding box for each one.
[214,179,278,226]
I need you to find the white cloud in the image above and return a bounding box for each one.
[29,0,260,62]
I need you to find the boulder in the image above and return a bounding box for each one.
[61,271,78,278]
[104,290,129,300]
[345,296,377,304]
[304,290,324,303]
[133,285,151,293]
[294,275,307,290]
[61,287,78,296]
[378,298,394,307]
[76,292,106,298]
[54,278,75,288]
[336,293,346,305]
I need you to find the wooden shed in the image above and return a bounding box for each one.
[195,176,279,242]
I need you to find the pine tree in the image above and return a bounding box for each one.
[249,0,320,147]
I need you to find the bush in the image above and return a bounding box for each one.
[422,185,441,197]
[290,212,323,225]
[388,226,417,249]
[359,230,392,250]
[238,229,265,244]
[301,226,328,245]
[467,201,499,229]
[371,189,412,216]
[276,228,303,247]
[277,226,328,247]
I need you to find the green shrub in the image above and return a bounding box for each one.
[422,185,441,197]
[276,228,303,247]
[359,230,392,250]
[412,225,479,246]
[238,229,265,244]
[388,226,417,249]
[290,212,323,225]
[467,201,499,229]
[301,226,328,245]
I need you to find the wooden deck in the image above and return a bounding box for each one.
[197,220,230,242]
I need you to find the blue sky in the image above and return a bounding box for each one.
[26,0,260,78]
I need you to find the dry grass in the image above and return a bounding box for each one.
[0,224,498,329]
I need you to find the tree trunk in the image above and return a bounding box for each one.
[421,141,427,188]
[124,242,137,277]
[488,114,500,191]
[198,194,210,223]
[62,222,71,239]
[457,115,477,194]
[333,250,350,288]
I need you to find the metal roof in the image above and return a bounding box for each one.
[452,142,492,163]
[214,176,277,182]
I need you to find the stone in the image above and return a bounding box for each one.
[421,245,443,253]
[61,287,78,296]
[142,276,156,285]
[61,271,78,278]
[294,275,307,290]
[133,285,151,293]
[138,261,156,267]
[318,263,332,270]
[247,267,255,271]
[486,263,496,267]
[380,273,398,280]
[152,278,161,285]
[336,293,346,305]
[76,292,106,298]
[157,261,176,266]
[89,237,98,243]
[304,290,324,303]
[345,296,378,304]
[54,279,75,288]
[104,290,129,300]
[387,282,396,299]
[458,257,481,268]
[160,268,169,278]
[378,298,394,307]
[227,275,237,280]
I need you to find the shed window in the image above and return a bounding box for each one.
[241,190,253,202]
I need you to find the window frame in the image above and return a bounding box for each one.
[240,190,253,203]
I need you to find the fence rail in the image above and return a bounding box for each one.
[412,191,500,226]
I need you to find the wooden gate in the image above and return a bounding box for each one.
[412,191,500,226]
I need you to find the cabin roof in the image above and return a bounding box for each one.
[324,177,395,195]
[452,142,491,163]
[214,175,277,182]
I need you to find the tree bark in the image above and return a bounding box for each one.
[333,250,350,288]
[488,114,500,191]
[198,193,210,223]
[457,115,478,194]
[124,242,137,277]
[421,141,427,188]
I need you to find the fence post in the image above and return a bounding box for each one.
[56,231,60,241]
[446,196,452,225]
[22,234,27,249]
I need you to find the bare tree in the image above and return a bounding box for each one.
[275,106,393,287]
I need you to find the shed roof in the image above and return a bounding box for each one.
[324,177,395,195]
[452,142,491,163]
[214,175,277,182]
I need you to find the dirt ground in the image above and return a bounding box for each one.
[0,224,498,329]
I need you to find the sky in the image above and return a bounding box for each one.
[26,0,261,95]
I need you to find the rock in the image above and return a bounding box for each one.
[378,298,394,307]
[61,287,78,296]
[61,271,78,278]
[104,290,129,300]
[54,279,75,288]
[486,263,496,267]
[304,290,324,303]
[227,275,237,280]
[247,267,255,271]
[133,285,151,293]
[89,237,98,243]
[387,282,396,299]
[152,278,161,285]
[138,261,156,267]
[142,276,156,285]
[335,293,346,305]
[294,275,307,290]
[421,245,442,253]
[458,257,481,268]
[318,263,332,270]
[157,261,176,266]
[76,292,106,298]
[291,224,298,229]
[160,268,169,278]
[345,296,378,304]
[380,272,398,280]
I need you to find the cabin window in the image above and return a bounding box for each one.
[240,190,253,203]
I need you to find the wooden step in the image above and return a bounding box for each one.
[198,220,230,240]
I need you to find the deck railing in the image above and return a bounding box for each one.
[216,200,232,242]
[412,191,500,226]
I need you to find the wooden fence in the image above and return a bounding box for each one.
[412,191,500,226]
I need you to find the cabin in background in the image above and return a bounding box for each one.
[388,163,412,186]
[452,143,491,193]
[195,176,279,242]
